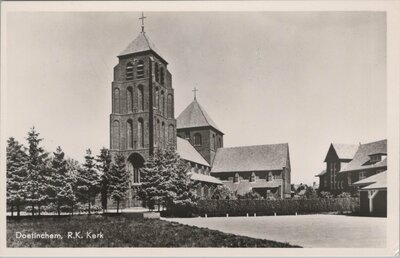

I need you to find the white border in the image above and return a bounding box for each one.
[1,1,399,257]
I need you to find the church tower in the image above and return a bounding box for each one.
[110,15,176,187]
[176,97,224,165]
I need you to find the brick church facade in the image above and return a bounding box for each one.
[109,21,292,207]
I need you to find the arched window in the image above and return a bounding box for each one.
[167,94,173,118]
[137,118,144,148]
[267,172,273,182]
[126,62,134,80]
[204,185,209,198]
[127,87,133,113]
[160,67,165,85]
[157,119,160,146]
[161,122,165,149]
[161,91,165,116]
[250,172,256,182]
[234,173,239,183]
[196,184,202,197]
[155,63,159,82]
[137,60,144,79]
[168,124,174,144]
[193,133,202,146]
[137,85,144,111]
[112,120,120,149]
[155,87,159,110]
[127,119,133,149]
[113,88,120,113]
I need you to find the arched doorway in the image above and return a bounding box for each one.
[127,153,145,207]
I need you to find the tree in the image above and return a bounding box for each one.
[319,191,334,199]
[108,153,130,213]
[6,137,28,216]
[237,191,263,200]
[139,146,195,211]
[211,185,235,200]
[305,185,318,199]
[76,149,100,214]
[48,146,76,216]
[96,147,112,210]
[25,127,49,216]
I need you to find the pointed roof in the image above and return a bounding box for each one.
[119,32,165,61]
[324,143,359,162]
[177,99,223,134]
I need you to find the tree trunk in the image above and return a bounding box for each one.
[11,205,14,217]
[38,204,41,216]
[117,200,119,214]
[88,196,91,215]
[17,205,20,217]
[32,204,34,216]
[57,202,61,216]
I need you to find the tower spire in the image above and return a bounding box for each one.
[139,12,147,33]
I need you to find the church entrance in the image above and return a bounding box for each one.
[126,153,145,207]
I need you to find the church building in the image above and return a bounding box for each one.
[109,16,292,207]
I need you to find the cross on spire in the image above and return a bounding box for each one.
[139,12,146,32]
[192,87,199,100]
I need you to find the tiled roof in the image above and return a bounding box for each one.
[353,170,387,186]
[360,171,387,190]
[331,144,359,160]
[177,137,210,167]
[315,169,327,177]
[211,143,289,173]
[340,140,387,173]
[190,172,223,185]
[176,100,222,133]
[223,180,280,195]
[119,32,161,57]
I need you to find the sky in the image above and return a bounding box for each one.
[4,12,386,185]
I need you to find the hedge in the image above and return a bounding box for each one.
[165,198,359,217]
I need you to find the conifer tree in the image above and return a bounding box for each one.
[108,153,130,213]
[49,146,76,216]
[25,127,48,216]
[76,149,100,214]
[6,137,28,216]
[140,146,194,211]
[96,147,112,210]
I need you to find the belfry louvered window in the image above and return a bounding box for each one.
[137,60,145,79]
[126,62,134,80]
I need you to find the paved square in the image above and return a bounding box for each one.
[164,214,386,248]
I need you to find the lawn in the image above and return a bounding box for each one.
[7,214,299,247]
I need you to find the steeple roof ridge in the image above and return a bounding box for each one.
[118,32,162,58]
[177,99,223,134]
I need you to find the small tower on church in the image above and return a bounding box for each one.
[176,93,224,165]
[110,13,176,186]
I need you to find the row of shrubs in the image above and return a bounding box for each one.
[165,197,360,217]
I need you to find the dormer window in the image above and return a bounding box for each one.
[267,172,274,182]
[234,173,239,183]
[250,172,256,182]
[137,60,145,79]
[369,153,386,163]
[126,62,134,80]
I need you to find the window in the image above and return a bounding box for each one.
[250,172,256,182]
[112,120,120,149]
[133,168,140,183]
[113,88,120,113]
[137,85,144,111]
[127,87,133,112]
[161,91,165,115]
[194,133,202,146]
[324,177,328,187]
[185,131,190,140]
[126,62,134,80]
[137,60,144,79]
[155,63,159,82]
[160,67,165,85]
[359,171,366,180]
[212,134,216,150]
[218,137,222,148]
[167,94,173,118]
[137,118,144,148]
[155,87,159,109]
[168,124,174,144]
[204,185,209,197]
[127,119,133,149]
[347,173,352,185]
[234,173,239,183]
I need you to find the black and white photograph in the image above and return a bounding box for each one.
[1,1,399,256]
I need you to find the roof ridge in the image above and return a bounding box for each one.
[195,101,212,127]
[219,143,289,150]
